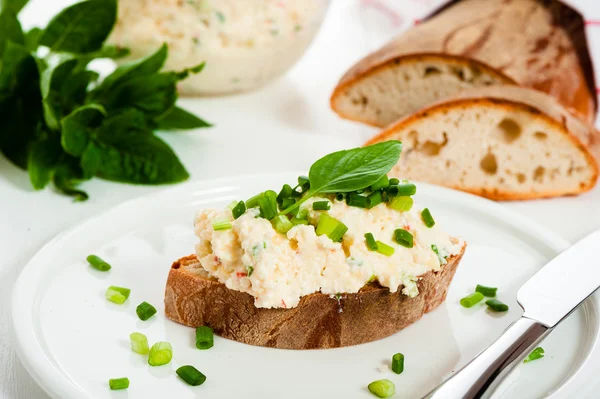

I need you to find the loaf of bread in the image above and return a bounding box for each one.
[365,85,599,200]
[331,0,596,127]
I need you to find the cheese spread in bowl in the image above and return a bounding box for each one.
[109,0,330,95]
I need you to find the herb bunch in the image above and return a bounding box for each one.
[0,0,210,200]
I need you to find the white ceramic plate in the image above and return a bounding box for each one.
[12,173,600,399]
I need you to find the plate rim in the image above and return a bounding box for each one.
[10,172,598,399]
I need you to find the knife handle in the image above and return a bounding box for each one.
[422,317,550,399]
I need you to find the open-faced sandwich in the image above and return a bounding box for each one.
[165,141,466,349]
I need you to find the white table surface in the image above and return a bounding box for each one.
[2,0,600,398]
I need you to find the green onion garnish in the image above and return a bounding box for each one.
[136,301,157,321]
[281,197,295,210]
[364,233,378,251]
[524,347,544,363]
[246,265,254,276]
[129,332,149,354]
[316,214,348,242]
[370,175,389,191]
[109,377,129,390]
[298,176,310,192]
[259,190,278,220]
[291,217,309,226]
[395,183,417,196]
[394,229,414,248]
[232,201,246,219]
[486,299,509,312]
[272,215,293,234]
[212,219,232,231]
[86,255,111,271]
[313,201,331,211]
[392,353,404,374]
[460,292,484,308]
[421,208,435,228]
[389,196,413,211]
[195,326,214,350]
[246,192,262,209]
[347,193,369,208]
[105,286,130,304]
[227,200,238,210]
[368,191,383,208]
[148,342,173,366]
[295,209,308,220]
[335,193,345,201]
[368,379,396,398]
[476,285,498,297]
[176,365,207,386]
[389,178,400,185]
[431,244,447,265]
[376,241,394,256]
[277,184,293,204]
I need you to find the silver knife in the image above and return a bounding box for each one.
[423,229,600,399]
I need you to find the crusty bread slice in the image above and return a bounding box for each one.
[366,85,600,200]
[164,244,466,350]
[331,0,596,127]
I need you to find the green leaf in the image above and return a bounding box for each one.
[27,133,62,190]
[61,69,99,112]
[24,27,41,51]
[155,106,212,130]
[75,44,130,67]
[40,57,78,130]
[1,0,29,14]
[99,108,150,134]
[0,9,24,55]
[0,40,37,91]
[38,0,117,53]
[61,104,105,156]
[53,155,89,201]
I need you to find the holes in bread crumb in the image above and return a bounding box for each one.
[403,73,411,82]
[452,67,466,81]
[534,131,548,140]
[424,66,442,77]
[407,131,449,156]
[497,118,522,143]
[480,153,498,175]
[361,96,368,105]
[446,160,451,168]
[516,173,526,184]
[499,177,505,184]
[533,166,545,182]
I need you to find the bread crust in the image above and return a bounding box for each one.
[164,244,466,350]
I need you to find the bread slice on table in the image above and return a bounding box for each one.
[366,85,599,200]
[331,0,596,127]
[164,244,466,350]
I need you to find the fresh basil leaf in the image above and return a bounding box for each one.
[38,0,117,53]
[60,69,99,112]
[61,104,105,157]
[155,106,212,130]
[24,27,41,51]
[1,0,29,14]
[98,108,150,134]
[28,133,62,190]
[76,44,130,67]
[0,9,24,55]
[40,57,78,130]
[53,155,89,201]
[0,40,36,91]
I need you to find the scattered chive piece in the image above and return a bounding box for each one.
[277,184,293,204]
[297,176,310,192]
[291,217,309,226]
[109,378,129,390]
[335,193,346,201]
[460,292,484,308]
[148,342,173,366]
[476,285,498,297]
[392,353,405,374]
[176,365,207,386]
[313,201,331,211]
[105,286,130,304]
[394,183,417,196]
[86,255,111,271]
[281,197,295,210]
[370,175,389,191]
[347,193,370,208]
[295,209,308,220]
[246,192,263,209]
[316,213,348,242]
[431,244,447,265]
[232,201,246,219]
[364,233,378,251]
[368,379,396,398]
[524,347,544,363]
[129,332,149,354]
[258,190,278,220]
[212,219,232,231]
[246,265,254,276]
[195,326,214,350]
[272,215,293,234]
[421,208,435,228]
[486,299,509,312]
[394,229,414,248]
[227,200,238,210]
[136,301,157,321]
[389,196,413,212]
[368,191,383,208]
[389,178,400,185]
[376,241,394,257]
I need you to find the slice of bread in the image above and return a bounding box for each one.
[366,85,599,200]
[331,0,596,127]
[164,243,466,350]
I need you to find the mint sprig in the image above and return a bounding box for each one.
[0,0,211,200]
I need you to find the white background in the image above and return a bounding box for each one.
[2,0,600,398]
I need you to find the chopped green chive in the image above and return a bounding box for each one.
[335,193,346,201]
[277,184,293,204]
[246,192,262,209]
[347,193,370,208]
[316,213,348,242]
[364,233,378,251]
[368,379,396,398]
[368,190,383,208]
[105,286,130,304]
[129,332,149,354]
[421,208,435,228]
[313,201,331,211]
[227,200,238,210]
[431,244,447,265]
[86,255,111,271]
[392,353,404,374]
[259,190,278,220]
[389,196,414,212]
[291,217,309,226]
[176,365,207,386]
[376,241,394,256]
[272,215,293,234]
[212,219,232,231]
[394,183,417,196]
[109,377,129,390]
[148,342,173,366]
[195,326,214,350]
[246,265,254,276]
[370,175,389,191]
[460,292,484,308]
[486,299,509,312]
[295,209,308,220]
[394,229,414,248]
[136,301,157,321]
[476,285,498,297]
[297,176,310,192]
[215,10,225,23]
[389,178,400,185]
[232,201,246,219]
[524,347,544,363]
[281,197,295,210]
